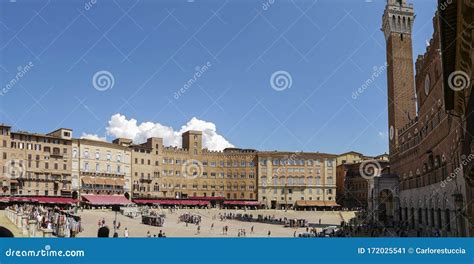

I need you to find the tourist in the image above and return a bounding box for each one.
[124,227,129,238]
[251,226,254,233]
[147,231,151,238]
[97,226,109,238]
[158,230,163,237]
[267,230,271,237]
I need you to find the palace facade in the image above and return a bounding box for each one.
[383,0,473,236]
[0,125,340,208]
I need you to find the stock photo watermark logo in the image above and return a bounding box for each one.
[440,153,474,188]
[84,0,97,10]
[262,0,275,11]
[359,160,382,180]
[92,70,115,91]
[447,71,470,92]
[352,62,388,100]
[181,159,204,179]
[5,244,85,258]
[270,70,292,92]
[439,0,454,11]
[4,159,24,179]
[174,62,212,100]
[0,62,34,97]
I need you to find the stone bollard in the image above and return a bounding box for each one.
[22,216,29,236]
[42,229,54,238]
[16,213,22,228]
[28,220,37,237]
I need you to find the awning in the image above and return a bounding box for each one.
[223,200,260,206]
[115,179,125,186]
[189,196,225,201]
[132,199,209,206]
[94,178,106,185]
[296,200,341,207]
[33,197,77,204]
[9,197,34,202]
[81,177,93,185]
[104,179,115,185]
[324,201,341,207]
[82,195,133,205]
[5,196,77,204]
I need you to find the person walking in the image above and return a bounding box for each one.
[124,227,129,238]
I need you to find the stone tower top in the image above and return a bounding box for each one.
[382,0,414,40]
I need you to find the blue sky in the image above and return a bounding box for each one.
[0,0,437,156]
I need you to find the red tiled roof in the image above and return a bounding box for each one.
[82,195,132,205]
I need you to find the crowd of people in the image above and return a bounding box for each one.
[178,213,202,225]
[218,212,308,228]
[8,204,82,237]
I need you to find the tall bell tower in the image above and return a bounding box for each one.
[382,0,416,155]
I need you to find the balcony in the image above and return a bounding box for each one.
[50,151,64,158]
[139,177,152,183]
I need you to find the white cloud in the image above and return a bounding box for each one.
[378,131,387,139]
[104,113,234,151]
[80,133,106,142]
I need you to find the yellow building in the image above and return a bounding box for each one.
[72,138,132,199]
[131,131,258,201]
[0,125,73,197]
[257,151,337,209]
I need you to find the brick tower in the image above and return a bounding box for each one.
[382,0,417,154]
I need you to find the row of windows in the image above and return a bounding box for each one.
[74,149,125,162]
[82,162,125,174]
[262,188,333,195]
[266,168,331,176]
[260,159,334,167]
[261,195,332,201]
[398,111,445,153]
[11,135,68,145]
[133,183,256,191]
[161,170,255,179]
[162,159,255,168]
[261,176,334,185]
[10,142,68,155]
[2,160,67,172]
